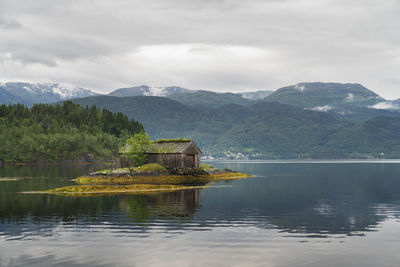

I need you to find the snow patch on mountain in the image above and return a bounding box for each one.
[345,93,354,102]
[0,82,98,105]
[143,86,169,96]
[294,83,306,92]
[50,83,97,99]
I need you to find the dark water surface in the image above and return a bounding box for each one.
[1,161,400,266]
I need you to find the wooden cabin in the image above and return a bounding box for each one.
[146,139,201,169]
[119,139,202,169]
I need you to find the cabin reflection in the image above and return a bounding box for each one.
[119,189,201,222]
[0,188,203,237]
[158,188,201,211]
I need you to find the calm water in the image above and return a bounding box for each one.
[1,161,400,266]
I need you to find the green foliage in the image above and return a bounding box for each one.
[136,163,169,174]
[0,102,144,162]
[124,132,153,166]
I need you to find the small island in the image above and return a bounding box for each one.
[47,138,251,195]
[47,163,251,194]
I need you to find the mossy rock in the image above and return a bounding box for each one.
[200,163,219,173]
[90,168,131,176]
[135,163,169,174]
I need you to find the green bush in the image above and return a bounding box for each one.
[123,132,153,166]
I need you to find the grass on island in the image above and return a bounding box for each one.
[76,172,251,185]
[46,184,209,195]
[92,163,169,176]
[46,163,252,195]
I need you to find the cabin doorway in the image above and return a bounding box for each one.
[185,154,195,168]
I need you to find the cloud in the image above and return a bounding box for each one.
[0,16,21,29]
[0,27,112,67]
[370,101,400,110]
[309,105,333,112]
[0,0,399,97]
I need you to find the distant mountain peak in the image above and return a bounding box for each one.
[239,90,273,100]
[0,82,98,106]
[265,82,384,109]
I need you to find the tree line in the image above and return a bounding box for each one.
[0,101,144,162]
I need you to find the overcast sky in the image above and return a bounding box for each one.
[1,0,399,98]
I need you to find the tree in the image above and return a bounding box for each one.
[0,102,144,162]
[124,132,152,166]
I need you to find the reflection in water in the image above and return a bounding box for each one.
[1,163,400,237]
[204,162,400,237]
[0,163,115,179]
[1,162,400,266]
[119,189,201,223]
[0,189,202,239]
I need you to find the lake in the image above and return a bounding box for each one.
[1,161,400,266]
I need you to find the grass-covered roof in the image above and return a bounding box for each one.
[154,138,192,143]
[147,139,193,153]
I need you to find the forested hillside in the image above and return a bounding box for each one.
[72,95,400,159]
[167,90,251,108]
[0,101,143,162]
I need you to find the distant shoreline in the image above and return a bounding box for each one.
[204,159,400,163]
[3,158,400,166]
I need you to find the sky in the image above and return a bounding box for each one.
[0,0,399,99]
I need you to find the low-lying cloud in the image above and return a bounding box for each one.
[370,102,400,110]
[309,105,333,112]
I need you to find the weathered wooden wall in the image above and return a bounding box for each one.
[183,143,201,168]
[147,153,183,168]
[147,153,200,169]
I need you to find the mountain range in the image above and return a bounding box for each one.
[0,82,273,106]
[107,85,273,103]
[71,93,400,159]
[2,81,398,111]
[2,81,400,159]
